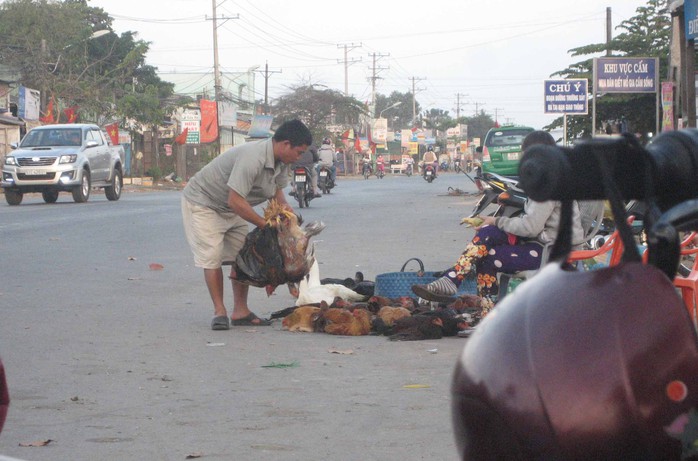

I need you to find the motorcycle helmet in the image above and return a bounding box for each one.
[452,261,698,460]
[322,137,332,145]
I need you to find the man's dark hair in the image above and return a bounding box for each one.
[522,130,555,151]
[273,119,313,147]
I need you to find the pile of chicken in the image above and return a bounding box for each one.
[274,293,488,341]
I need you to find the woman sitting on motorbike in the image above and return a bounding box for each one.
[412,131,585,316]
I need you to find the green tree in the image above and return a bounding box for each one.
[0,0,176,125]
[375,91,419,129]
[273,84,367,144]
[458,111,496,144]
[547,0,670,139]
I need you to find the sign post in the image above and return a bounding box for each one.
[592,57,659,135]
[544,79,588,145]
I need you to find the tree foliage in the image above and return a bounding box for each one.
[375,91,419,128]
[0,0,176,126]
[273,84,367,144]
[547,0,671,139]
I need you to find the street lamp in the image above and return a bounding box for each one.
[379,101,402,119]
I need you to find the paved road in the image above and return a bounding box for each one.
[0,171,483,461]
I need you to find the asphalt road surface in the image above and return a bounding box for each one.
[0,170,484,461]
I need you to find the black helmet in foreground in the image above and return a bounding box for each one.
[451,261,698,460]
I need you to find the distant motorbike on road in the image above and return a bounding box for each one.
[404,163,414,177]
[291,166,314,208]
[423,163,437,183]
[362,162,373,180]
[318,165,335,194]
[454,159,462,173]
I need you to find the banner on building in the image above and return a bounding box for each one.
[199,99,218,143]
[661,81,675,132]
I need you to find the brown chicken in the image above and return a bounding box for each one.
[371,306,413,335]
[321,308,372,336]
[281,305,322,332]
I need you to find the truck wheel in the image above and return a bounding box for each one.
[4,189,22,205]
[72,169,91,203]
[105,169,122,201]
[42,190,59,203]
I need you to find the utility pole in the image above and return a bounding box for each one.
[409,77,426,124]
[606,7,612,56]
[472,102,485,115]
[493,107,504,125]
[337,43,362,96]
[207,1,238,155]
[368,52,389,116]
[256,62,282,115]
[454,93,469,119]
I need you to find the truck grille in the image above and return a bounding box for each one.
[17,157,56,167]
[17,172,56,180]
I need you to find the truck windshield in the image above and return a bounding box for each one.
[20,129,82,147]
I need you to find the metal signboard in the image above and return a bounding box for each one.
[595,57,658,93]
[686,0,698,40]
[544,79,588,114]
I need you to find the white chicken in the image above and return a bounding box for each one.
[295,259,367,306]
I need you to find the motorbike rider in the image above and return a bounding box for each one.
[423,146,438,177]
[290,146,321,198]
[404,155,415,174]
[361,152,373,175]
[376,154,385,176]
[316,136,337,184]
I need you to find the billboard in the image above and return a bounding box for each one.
[595,57,658,93]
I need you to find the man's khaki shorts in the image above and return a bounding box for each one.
[181,196,249,269]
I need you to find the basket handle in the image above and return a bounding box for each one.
[400,258,426,275]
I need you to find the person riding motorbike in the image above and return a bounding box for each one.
[423,146,438,178]
[316,137,337,185]
[290,146,321,198]
[376,154,386,177]
[361,153,373,177]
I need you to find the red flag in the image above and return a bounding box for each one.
[104,122,119,145]
[62,105,79,123]
[40,96,55,124]
[494,120,501,128]
[354,136,361,153]
[175,127,189,145]
[341,129,350,140]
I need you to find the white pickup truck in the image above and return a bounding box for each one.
[1,123,124,205]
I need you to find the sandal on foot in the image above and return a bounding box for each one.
[231,312,271,326]
[211,315,230,331]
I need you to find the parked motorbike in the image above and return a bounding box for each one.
[440,161,450,172]
[422,163,437,183]
[362,162,373,180]
[317,165,335,194]
[291,166,314,208]
[469,171,526,219]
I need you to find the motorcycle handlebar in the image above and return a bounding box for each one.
[518,129,698,212]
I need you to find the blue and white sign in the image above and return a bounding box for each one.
[595,57,658,93]
[686,0,698,40]
[544,79,588,114]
